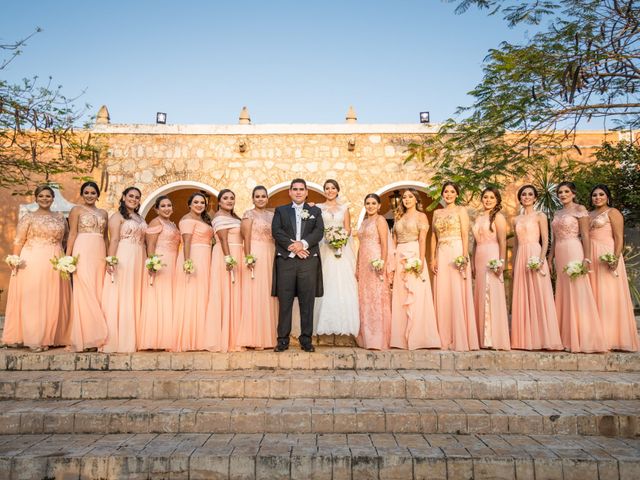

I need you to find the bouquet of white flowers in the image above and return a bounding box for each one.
[225,255,238,283]
[563,260,589,279]
[454,255,468,279]
[105,256,119,283]
[599,252,619,277]
[145,254,166,286]
[404,257,426,282]
[371,258,385,281]
[244,254,257,279]
[324,226,349,258]
[183,258,195,274]
[526,256,546,276]
[5,255,23,276]
[50,255,79,280]
[487,258,504,282]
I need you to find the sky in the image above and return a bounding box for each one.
[1,1,533,125]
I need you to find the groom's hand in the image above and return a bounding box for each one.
[288,240,305,253]
[296,249,310,259]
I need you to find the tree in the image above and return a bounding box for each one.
[0,29,99,194]
[407,0,640,196]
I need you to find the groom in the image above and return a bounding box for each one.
[271,178,324,352]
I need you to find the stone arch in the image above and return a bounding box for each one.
[140,180,220,222]
[356,180,439,229]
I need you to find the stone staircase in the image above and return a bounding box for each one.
[0,348,638,479]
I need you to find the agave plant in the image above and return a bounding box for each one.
[531,161,563,217]
[623,245,640,309]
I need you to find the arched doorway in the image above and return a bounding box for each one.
[267,181,325,208]
[141,181,220,224]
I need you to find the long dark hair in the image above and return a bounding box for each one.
[188,191,211,224]
[517,184,539,204]
[557,181,579,203]
[80,181,100,197]
[589,184,613,208]
[395,188,424,220]
[118,186,141,220]
[217,189,240,220]
[154,194,171,209]
[481,187,503,232]
[441,181,460,197]
[364,193,381,217]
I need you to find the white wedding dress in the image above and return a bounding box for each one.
[313,203,360,336]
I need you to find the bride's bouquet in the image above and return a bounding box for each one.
[145,254,166,286]
[564,260,589,279]
[324,226,349,258]
[50,255,79,280]
[5,255,23,276]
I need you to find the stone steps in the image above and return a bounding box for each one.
[1,433,639,480]
[2,347,639,372]
[1,369,638,401]
[1,398,638,437]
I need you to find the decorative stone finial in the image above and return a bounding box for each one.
[239,106,251,125]
[345,106,357,124]
[96,105,110,125]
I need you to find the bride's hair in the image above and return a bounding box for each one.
[394,188,423,220]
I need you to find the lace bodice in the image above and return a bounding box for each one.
[179,218,213,246]
[77,208,106,234]
[319,203,348,229]
[394,214,428,243]
[119,217,147,244]
[433,212,462,242]
[514,213,542,244]
[243,209,274,242]
[14,212,66,247]
[147,220,181,251]
[551,207,588,241]
[589,210,613,243]
[358,216,383,248]
[472,214,498,245]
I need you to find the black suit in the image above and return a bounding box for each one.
[271,202,324,346]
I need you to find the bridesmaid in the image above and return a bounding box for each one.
[101,186,147,353]
[390,188,440,350]
[550,181,607,353]
[511,185,562,350]
[205,189,243,352]
[431,182,479,351]
[2,185,70,351]
[356,193,392,350]
[588,184,638,351]
[138,195,181,350]
[174,192,213,352]
[66,181,109,352]
[237,186,277,349]
[471,187,511,350]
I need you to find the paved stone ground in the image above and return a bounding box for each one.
[0,346,639,478]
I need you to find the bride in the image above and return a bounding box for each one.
[314,179,360,337]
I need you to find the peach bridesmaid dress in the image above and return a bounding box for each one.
[472,215,510,350]
[3,212,70,348]
[589,210,638,351]
[174,218,213,352]
[68,208,108,351]
[433,211,479,351]
[511,213,562,350]
[390,215,440,350]
[356,216,392,350]
[552,208,607,353]
[205,215,244,352]
[236,209,277,349]
[138,219,181,350]
[101,216,147,353]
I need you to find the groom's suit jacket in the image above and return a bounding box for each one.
[271,202,324,297]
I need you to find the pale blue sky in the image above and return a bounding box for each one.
[1,1,533,125]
